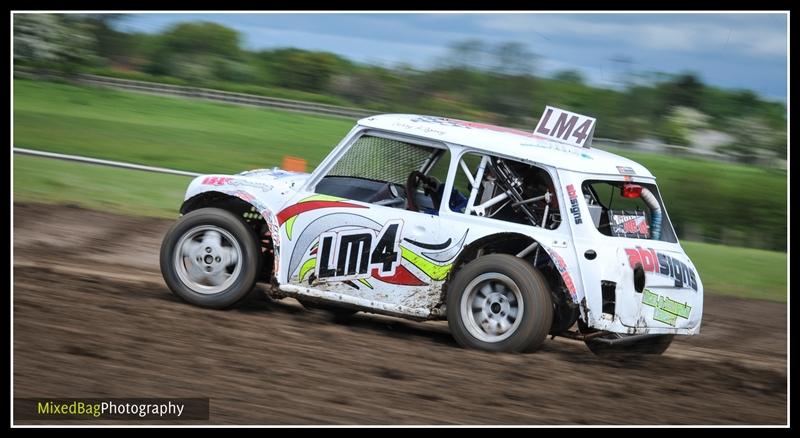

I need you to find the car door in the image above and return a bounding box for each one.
[275,131,465,315]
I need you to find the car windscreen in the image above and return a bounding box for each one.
[326,135,435,185]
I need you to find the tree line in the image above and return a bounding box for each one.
[14,14,787,164]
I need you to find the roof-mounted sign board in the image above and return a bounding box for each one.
[534,106,596,148]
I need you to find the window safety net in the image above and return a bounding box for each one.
[328,135,433,185]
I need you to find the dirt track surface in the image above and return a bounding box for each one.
[13,203,787,425]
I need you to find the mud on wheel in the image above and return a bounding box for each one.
[160,208,262,309]
[447,254,553,353]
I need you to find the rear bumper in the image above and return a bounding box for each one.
[583,247,704,335]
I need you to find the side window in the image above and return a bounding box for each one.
[581,180,677,242]
[315,134,451,214]
[451,152,561,230]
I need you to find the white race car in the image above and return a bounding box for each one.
[160,107,703,355]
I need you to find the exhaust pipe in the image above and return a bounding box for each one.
[591,333,664,346]
[640,187,662,240]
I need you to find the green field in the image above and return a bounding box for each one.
[13,155,787,302]
[681,241,786,302]
[13,79,354,174]
[13,79,787,302]
[14,154,191,218]
[13,78,786,251]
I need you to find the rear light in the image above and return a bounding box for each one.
[621,184,642,198]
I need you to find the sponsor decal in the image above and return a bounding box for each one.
[316,220,403,282]
[625,247,698,291]
[566,184,582,225]
[299,241,426,287]
[288,213,381,281]
[534,106,596,148]
[201,176,274,192]
[610,212,649,238]
[641,289,692,326]
[263,209,278,243]
[408,116,537,138]
[289,213,456,287]
[213,188,262,211]
[549,249,577,299]
[264,209,281,275]
[520,141,592,158]
[232,190,254,203]
[392,122,446,137]
[215,189,262,212]
[616,166,636,175]
[202,176,233,185]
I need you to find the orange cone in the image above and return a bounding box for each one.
[281,155,307,172]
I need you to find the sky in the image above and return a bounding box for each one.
[117,12,788,102]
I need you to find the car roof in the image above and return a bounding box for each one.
[358,114,654,178]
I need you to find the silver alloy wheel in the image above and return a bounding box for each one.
[460,272,524,343]
[173,225,243,295]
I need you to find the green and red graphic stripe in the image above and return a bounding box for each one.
[277,195,367,240]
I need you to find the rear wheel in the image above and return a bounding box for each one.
[447,254,553,353]
[160,208,262,309]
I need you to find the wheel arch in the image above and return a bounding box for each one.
[441,232,575,324]
[180,191,276,282]
[182,191,250,215]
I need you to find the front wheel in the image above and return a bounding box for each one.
[160,208,262,309]
[447,254,553,353]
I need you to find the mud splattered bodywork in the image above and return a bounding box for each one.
[178,113,703,336]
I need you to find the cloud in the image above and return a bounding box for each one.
[117,13,787,100]
[237,25,446,66]
[476,14,787,58]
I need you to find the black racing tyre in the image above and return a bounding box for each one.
[447,254,553,353]
[160,208,262,309]
[579,320,674,356]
